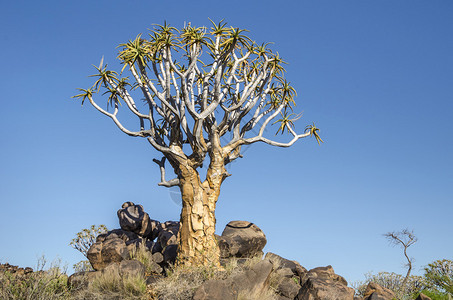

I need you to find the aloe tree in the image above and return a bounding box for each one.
[73,20,322,266]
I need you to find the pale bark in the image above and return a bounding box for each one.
[175,131,228,266]
[177,165,219,265]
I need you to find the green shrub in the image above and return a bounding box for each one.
[352,271,427,299]
[72,260,93,273]
[69,224,108,258]
[424,259,453,295]
[417,289,452,300]
[69,224,108,274]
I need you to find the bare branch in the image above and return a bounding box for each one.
[152,157,180,187]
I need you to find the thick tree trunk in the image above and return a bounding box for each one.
[176,164,221,266]
[174,137,228,266]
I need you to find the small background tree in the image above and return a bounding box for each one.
[424,259,453,295]
[384,228,417,296]
[69,225,108,272]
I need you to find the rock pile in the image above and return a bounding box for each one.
[0,263,33,277]
[85,202,269,276]
[86,202,180,273]
[68,201,402,300]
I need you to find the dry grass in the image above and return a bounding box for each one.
[1,254,281,300]
[150,255,267,300]
[129,242,159,275]
[71,265,148,300]
[0,257,71,300]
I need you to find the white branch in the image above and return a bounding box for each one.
[153,157,180,187]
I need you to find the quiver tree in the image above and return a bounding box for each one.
[73,20,322,266]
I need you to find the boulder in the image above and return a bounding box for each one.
[306,266,348,286]
[163,244,178,264]
[152,252,164,264]
[157,221,180,248]
[67,271,98,290]
[125,237,154,254]
[135,250,163,274]
[87,237,129,270]
[193,259,274,300]
[297,265,354,300]
[96,229,139,243]
[193,279,236,300]
[265,252,307,279]
[218,221,267,259]
[264,253,305,298]
[118,259,145,278]
[230,259,274,294]
[276,276,301,299]
[152,241,163,254]
[0,263,33,278]
[363,282,395,300]
[117,202,161,239]
[416,293,432,300]
[146,273,163,285]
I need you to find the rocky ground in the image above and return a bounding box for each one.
[0,202,434,300]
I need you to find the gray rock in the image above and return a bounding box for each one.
[152,241,163,254]
[163,244,178,264]
[363,282,395,300]
[276,267,297,278]
[118,260,145,278]
[97,260,145,282]
[152,252,164,264]
[117,202,160,239]
[148,261,163,274]
[277,278,301,299]
[265,255,303,299]
[157,221,179,248]
[193,279,236,300]
[416,293,432,300]
[218,221,267,259]
[87,237,129,271]
[230,259,274,294]
[265,252,307,279]
[125,237,155,254]
[146,273,163,285]
[307,265,348,286]
[67,271,98,290]
[96,229,139,243]
[193,259,274,300]
[297,265,354,300]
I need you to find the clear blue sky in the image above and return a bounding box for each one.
[1,0,452,284]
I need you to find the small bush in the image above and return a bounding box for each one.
[417,289,452,300]
[424,259,453,295]
[72,260,93,273]
[352,271,427,299]
[69,224,108,258]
